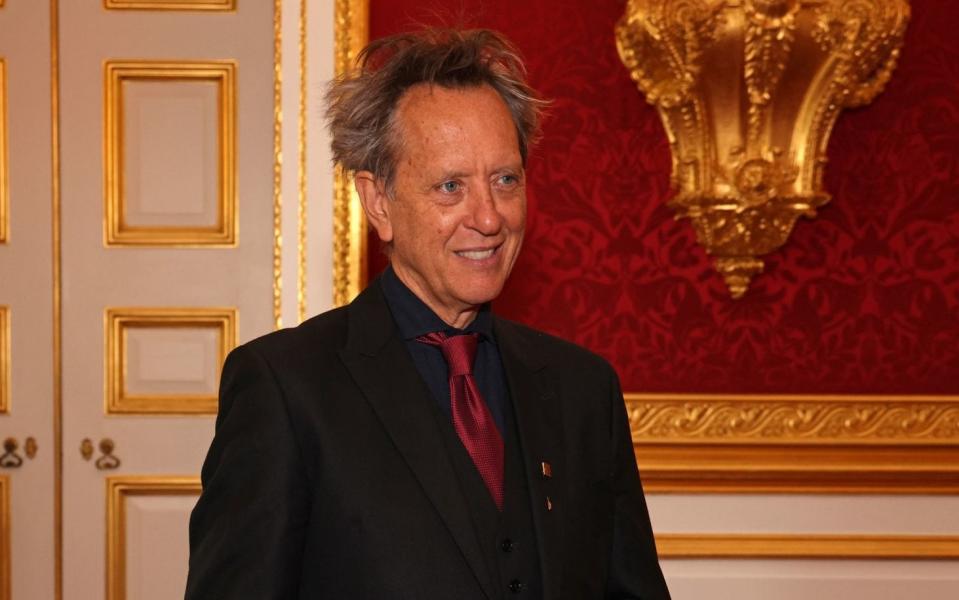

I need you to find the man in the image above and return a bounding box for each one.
[186,28,670,599]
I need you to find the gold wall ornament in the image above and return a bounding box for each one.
[615,0,910,297]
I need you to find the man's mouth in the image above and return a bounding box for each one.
[455,247,498,260]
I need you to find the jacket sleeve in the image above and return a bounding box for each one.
[185,343,311,600]
[605,370,672,600]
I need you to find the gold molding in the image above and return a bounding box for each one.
[297,0,308,323]
[106,476,201,600]
[656,533,959,560]
[0,476,9,600]
[630,393,959,493]
[104,0,235,10]
[0,307,9,413]
[104,308,237,414]
[627,393,959,445]
[637,443,959,494]
[0,58,8,244]
[103,60,238,247]
[272,0,283,329]
[50,0,63,594]
[332,0,369,307]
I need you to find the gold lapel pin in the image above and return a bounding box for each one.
[541,461,552,479]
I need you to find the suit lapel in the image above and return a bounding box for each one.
[338,283,498,600]
[495,318,567,600]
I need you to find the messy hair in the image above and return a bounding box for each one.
[325,28,547,190]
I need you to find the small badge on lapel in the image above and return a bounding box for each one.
[540,461,552,479]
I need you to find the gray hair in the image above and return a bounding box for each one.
[325,28,547,190]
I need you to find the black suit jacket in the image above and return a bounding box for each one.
[186,281,669,599]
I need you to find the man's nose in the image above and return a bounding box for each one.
[468,186,504,235]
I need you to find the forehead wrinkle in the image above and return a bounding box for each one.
[393,84,520,181]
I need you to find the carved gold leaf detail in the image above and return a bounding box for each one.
[627,398,959,442]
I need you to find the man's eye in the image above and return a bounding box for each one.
[498,174,519,186]
[439,181,460,193]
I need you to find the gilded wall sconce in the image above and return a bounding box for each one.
[616,0,910,297]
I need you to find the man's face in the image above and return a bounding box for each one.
[369,84,527,326]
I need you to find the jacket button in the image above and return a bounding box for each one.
[501,538,515,552]
[508,579,524,593]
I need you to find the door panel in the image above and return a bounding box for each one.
[8,1,342,596]
[58,2,274,598]
[0,1,55,598]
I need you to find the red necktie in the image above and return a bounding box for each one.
[418,332,504,510]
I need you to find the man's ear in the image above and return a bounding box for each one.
[355,171,393,243]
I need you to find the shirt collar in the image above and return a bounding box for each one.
[380,265,495,342]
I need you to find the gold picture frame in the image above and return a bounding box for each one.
[103,61,237,247]
[104,307,237,414]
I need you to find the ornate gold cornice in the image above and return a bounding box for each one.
[627,393,959,443]
[332,0,369,307]
[629,393,959,493]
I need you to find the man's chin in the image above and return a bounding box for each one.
[456,283,507,309]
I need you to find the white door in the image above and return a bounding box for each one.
[1,1,339,598]
[0,1,56,598]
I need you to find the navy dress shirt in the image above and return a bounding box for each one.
[380,266,508,436]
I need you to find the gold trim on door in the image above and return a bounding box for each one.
[0,58,8,244]
[0,307,8,413]
[0,476,9,600]
[104,308,237,414]
[50,1,64,594]
[105,476,201,600]
[104,0,236,10]
[103,60,237,247]
[656,532,959,559]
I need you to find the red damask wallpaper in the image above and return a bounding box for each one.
[367,0,959,394]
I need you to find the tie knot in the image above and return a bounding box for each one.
[417,332,478,376]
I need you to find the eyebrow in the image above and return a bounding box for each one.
[426,163,524,185]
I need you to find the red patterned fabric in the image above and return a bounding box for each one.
[418,332,505,509]
[369,1,959,395]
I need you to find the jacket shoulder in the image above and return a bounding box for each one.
[238,305,350,363]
